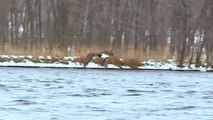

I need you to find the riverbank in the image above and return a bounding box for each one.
[0,55,212,72]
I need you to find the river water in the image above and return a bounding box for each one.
[0,67,213,120]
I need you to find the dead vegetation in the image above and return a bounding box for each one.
[72,57,87,66]
[0,50,145,69]
[72,50,143,69]
[122,59,143,69]
[0,56,70,65]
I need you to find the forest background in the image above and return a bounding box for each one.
[0,0,213,67]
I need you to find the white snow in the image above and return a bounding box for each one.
[101,53,110,59]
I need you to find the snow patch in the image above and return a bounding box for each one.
[101,53,110,59]
[0,55,212,71]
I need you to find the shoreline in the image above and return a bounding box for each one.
[0,65,212,72]
[0,55,212,72]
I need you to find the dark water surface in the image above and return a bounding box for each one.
[0,68,213,120]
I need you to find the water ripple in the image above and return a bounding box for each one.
[127,89,156,93]
[165,106,197,111]
[0,68,213,120]
[11,99,38,105]
[126,93,142,96]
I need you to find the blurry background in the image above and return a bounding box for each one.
[0,0,212,67]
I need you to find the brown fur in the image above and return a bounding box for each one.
[91,56,104,65]
[122,59,143,69]
[72,57,87,66]
[72,54,104,67]
[101,56,124,69]
[84,53,102,66]
[82,50,115,67]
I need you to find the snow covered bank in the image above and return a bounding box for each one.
[0,55,212,72]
